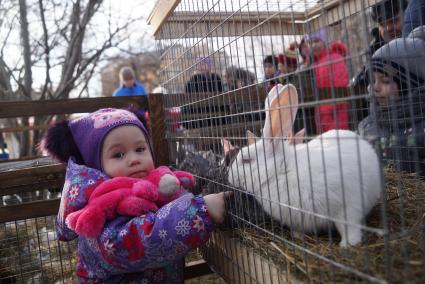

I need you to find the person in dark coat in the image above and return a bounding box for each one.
[262,55,279,92]
[352,0,408,123]
[185,57,223,93]
[358,27,425,176]
[403,0,425,36]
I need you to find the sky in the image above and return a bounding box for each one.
[1,0,158,97]
[2,0,319,96]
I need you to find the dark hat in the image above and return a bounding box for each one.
[263,55,278,68]
[277,48,298,69]
[370,0,408,23]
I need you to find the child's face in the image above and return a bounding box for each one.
[378,17,402,42]
[278,63,296,74]
[263,63,276,78]
[123,79,135,88]
[311,38,325,56]
[101,125,154,178]
[300,42,310,60]
[369,72,400,106]
[278,62,288,74]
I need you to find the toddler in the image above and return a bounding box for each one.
[41,107,229,283]
[359,27,425,176]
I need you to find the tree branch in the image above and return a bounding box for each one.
[55,0,102,99]
[38,0,53,100]
[18,0,32,100]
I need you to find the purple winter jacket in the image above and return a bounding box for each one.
[56,159,213,283]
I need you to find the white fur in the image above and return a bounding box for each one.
[227,84,382,247]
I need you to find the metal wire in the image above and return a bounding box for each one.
[157,0,425,282]
[2,0,424,283]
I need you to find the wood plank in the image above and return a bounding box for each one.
[0,164,65,189]
[158,16,304,39]
[307,0,379,30]
[0,199,60,223]
[1,124,49,133]
[148,93,170,166]
[0,180,64,196]
[169,11,305,23]
[184,259,213,279]
[163,85,267,108]
[151,0,379,38]
[0,96,148,118]
[0,157,56,171]
[202,231,302,284]
[147,0,182,37]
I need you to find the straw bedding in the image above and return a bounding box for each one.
[219,167,425,283]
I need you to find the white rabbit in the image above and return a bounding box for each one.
[225,84,382,247]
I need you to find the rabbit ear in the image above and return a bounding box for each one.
[246,130,258,145]
[263,84,298,139]
[222,138,234,156]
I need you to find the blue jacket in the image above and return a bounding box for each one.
[113,82,147,97]
[403,0,425,36]
[57,159,213,283]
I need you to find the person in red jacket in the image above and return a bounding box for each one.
[308,28,350,133]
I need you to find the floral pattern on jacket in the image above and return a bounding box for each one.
[56,159,213,283]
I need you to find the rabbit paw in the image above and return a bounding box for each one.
[290,230,305,240]
[336,223,363,248]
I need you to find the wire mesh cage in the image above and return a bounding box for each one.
[151,0,425,282]
[0,156,75,283]
[0,217,77,283]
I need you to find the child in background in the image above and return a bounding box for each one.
[277,47,298,78]
[307,28,350,133]
[298,38,311,70]
[359,27,425,176]
[263,55,279,91]
[41,108,230,283]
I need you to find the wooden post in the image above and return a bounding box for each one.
[148,93,169,166]
[202,231,302,284]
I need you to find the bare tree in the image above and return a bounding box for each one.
[0,0,148,157]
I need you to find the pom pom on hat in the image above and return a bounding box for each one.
[40,120,84,164]
[277,48,298,68]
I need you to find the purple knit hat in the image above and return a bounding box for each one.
[306,27,328,44]
[68,108,152,171]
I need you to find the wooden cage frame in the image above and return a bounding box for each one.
[148,0,379,39]
[147,0,388,282]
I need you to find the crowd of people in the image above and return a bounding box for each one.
[38,0,422,178]
[181,0,425,177]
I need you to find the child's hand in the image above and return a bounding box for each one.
[203,191,233,223]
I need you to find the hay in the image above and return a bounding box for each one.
[223,168,425,283]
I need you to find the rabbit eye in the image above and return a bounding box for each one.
[242,158,251,163]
